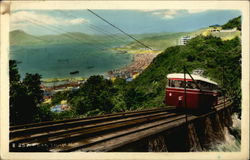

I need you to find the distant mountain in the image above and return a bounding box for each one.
[121,21,241,52]
[117,28,207,51]
[10,23,240,49]
[10,30,130,46]
[10,30,45,46]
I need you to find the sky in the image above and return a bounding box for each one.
[10,9,241,35]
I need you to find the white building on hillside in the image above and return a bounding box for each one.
[220,27,237,32]
[179,36,193,45]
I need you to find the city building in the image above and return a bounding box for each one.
[208,24,222,32]
[179,36,193,45]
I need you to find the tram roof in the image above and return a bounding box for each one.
[167,73,218,85]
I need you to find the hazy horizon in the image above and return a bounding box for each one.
[11,9,241,36]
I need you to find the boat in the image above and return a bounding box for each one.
[70,71,79,75]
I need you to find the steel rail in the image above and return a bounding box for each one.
[10,111,178,144]
[57,100,231,152]
[10,107,172,131]
[10,98,231,152]
[10,112,179,151]
[76,101,232,152]
[54,114,187,152]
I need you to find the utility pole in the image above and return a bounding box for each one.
[184,66,188,124]
[223,66,226,110]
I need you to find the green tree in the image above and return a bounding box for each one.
[72,75,115,115]
[111,78,127,112]
[221,16,241,31]
[51,90,71,105]
[23,73,43,104]
[9,60,20,82]
[35,104,55,122]
[9,60,44,125]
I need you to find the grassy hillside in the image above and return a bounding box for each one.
[221,16,241,31]
[115,29,207,52]
[117,29,241,54]
[211,31,241,40]
[54,34,241,118]
[127,35,241,113]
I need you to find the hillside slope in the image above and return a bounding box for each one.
[115,29,207,53]
[116,25,240,54]
[127,35,241,113]
[221,16,241,31]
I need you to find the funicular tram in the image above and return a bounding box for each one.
[164,73,218,111]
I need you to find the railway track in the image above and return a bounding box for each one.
[10,99,231,152]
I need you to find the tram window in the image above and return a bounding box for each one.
[167,80,172,87]
[198,81,215,91]
[187,81,197,89]
[174,81,181,87]
[211,84,217,90]
[168,80,198,89]
[167,80,173,87]
[201,82,209,90]
[167,80,183,88]
[209,84,214,90]
[167,80,174,87]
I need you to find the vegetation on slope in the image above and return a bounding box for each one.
[48,35,241,120]
[128,35,241,114]
[221,16,241,31]
[211,31,241,41]
[9,17,242,125]
[9,60,44,125]
[117,29,207,51]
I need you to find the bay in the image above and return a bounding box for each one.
[10,43,133,80]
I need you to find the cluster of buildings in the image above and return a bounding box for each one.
[208,24,237,33]
[107,69,141,82]
[107,53,158,82]
[41,80,85,100]
[41,81,86,113]
[204,24,238,37]
[179,24,238,46]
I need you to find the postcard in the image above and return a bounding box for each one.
[0,1,249,160]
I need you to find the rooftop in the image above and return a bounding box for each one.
[167,73,217,85]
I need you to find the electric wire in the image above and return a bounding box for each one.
[55,10,130,44]
[87,9,153,51]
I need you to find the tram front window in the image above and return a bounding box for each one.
[168,80,198,89]
[167,80,182,88]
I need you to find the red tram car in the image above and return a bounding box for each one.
[164,73,218,111]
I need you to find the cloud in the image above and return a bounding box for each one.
[151,10,182,19]
[11,11,87,29]
[68,18,86,24]
[11,11,59,25]
[139,9,159,12]
[140,9,207,19]
[187,9,208,14]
